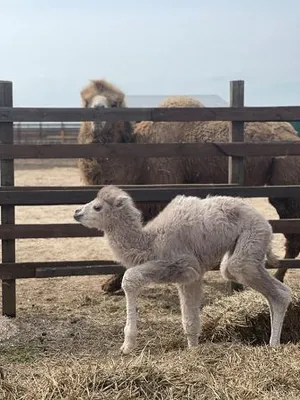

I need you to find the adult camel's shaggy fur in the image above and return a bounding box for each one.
[77,78,300,293]
[73,185,292,354]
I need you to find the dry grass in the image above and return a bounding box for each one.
[201,288,300,345]
[1,274,300,400]
[3,345,300,400]
[0,164,299,399]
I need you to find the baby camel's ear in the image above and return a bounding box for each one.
[115,193,131,208]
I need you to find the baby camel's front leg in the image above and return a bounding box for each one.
[120,257,200,355]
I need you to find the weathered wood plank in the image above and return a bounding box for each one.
[0,258,298,280]
[0,224,102,238]
[0,260,118,269]
[0,260,123,279]
[275,259,300,269]
[0,185,299,205]
[35,265,123,278]
[0,183,239,192]
[270,219,300,233]
[228,81,245,293]
[0,219,298,239]
[0,81,16,317]
[2,106,300,122]
[1,141,300,159]
[228,81,245,185]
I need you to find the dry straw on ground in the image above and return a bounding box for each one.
[0,165,300,399]
[201,289,300,345]
[1,273,300,399]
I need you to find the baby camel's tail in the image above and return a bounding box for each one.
[266,245,279,269]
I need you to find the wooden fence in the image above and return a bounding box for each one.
[13,122,80,144]
[1,79,300,317]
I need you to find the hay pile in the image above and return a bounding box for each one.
[201,288,300,345]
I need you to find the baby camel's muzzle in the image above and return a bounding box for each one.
[73,208,83,222]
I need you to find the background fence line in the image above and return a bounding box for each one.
[1,79,300,316]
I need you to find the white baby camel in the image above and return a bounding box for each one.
[74,185,292,354]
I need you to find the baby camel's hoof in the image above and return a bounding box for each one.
[120,341,135,355]
[101,273,124,294]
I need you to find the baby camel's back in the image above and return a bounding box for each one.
[145,194,270,234]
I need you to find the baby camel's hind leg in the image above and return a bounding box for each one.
[177,280,203,347]
[220,234,292,347]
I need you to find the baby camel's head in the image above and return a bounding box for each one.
[73,185,141,231]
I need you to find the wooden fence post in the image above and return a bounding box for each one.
[0,81,16,317]
[228,80,245,293]
[39,122,43,142]
[60,122,65,143]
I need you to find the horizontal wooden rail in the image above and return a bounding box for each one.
[1,141,300,159]
[0,183,239,192]
[0,260,123,279]
[0,224,102,238]
[0,219,300,239]
[2,106,300,122]
[0,259,298,280]
[1,185,300,205]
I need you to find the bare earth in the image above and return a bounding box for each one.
[1,164,300,399]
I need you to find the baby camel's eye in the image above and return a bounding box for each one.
[93,205,103,212]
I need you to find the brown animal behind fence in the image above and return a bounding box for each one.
[1,79,300,317]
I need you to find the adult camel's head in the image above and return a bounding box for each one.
[80,79,127,134]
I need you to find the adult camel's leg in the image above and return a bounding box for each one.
[101,270,125,293]
[269,197,300,282]
[274,233,300,282]
[268,152,300,282]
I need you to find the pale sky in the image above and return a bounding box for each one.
[2,0,300,106]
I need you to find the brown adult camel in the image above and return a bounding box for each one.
[78,78,300,293]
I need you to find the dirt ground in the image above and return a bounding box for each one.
[0,164,300,399]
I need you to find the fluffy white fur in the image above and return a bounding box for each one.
[74,185,292,354]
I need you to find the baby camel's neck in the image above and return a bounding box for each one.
[105,217,153,268]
